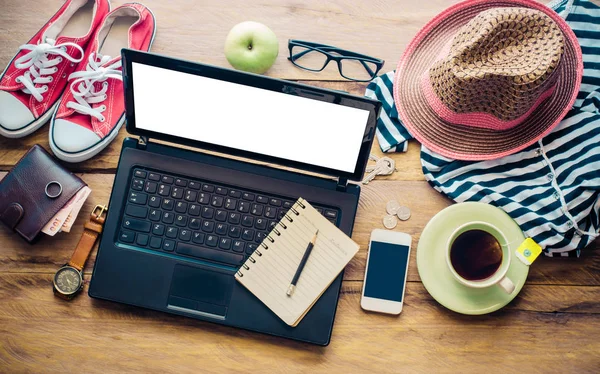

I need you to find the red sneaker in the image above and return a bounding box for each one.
[50,3,156,163]
[0,0,110,138]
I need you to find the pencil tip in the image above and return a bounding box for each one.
[311,230,319,244]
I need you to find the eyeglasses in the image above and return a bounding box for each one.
[288,39,384,82]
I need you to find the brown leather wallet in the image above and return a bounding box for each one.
[0,145,87,243]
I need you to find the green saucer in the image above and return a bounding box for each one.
[417,202,529,315]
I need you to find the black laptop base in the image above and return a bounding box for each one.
[89,138,361,345]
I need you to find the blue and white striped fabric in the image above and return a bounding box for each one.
[365,0,600,257]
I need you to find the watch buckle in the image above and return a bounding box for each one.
[92,204,108,220]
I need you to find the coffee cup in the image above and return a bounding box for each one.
[445,221,515,294]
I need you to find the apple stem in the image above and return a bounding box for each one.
[248,44,253,50]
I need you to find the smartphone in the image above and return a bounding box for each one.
[361,229,412,315]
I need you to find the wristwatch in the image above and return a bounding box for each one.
[53,205,107,300]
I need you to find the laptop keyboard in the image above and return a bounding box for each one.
[117,168,339,268]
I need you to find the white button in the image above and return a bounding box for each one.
[547,173,554,181]
[567,221,574,228]
[535,149,542,156]
[553,191,560,199]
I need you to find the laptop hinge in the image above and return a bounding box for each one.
[137,136,149,150]
[336,177,348,192]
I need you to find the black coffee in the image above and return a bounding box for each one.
[450,229,503,281]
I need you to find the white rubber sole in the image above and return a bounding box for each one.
[0,100,59,138]
[49,113,125,163]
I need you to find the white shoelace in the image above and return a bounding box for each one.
[66,53,122,122]
[14,38,84,102]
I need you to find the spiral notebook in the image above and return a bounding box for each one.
[235,197,359,327]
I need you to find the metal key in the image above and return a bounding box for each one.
[365,165,378,173]
[381,158,396,175]
[380,157,396,175]
[362,165,383,185]
[366,157,395,174]
[362,158,394,184]
[377,156,398,173]
[365,154,385,173]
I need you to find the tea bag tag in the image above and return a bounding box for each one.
[515,238,542,266]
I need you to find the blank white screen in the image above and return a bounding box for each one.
[131,63,370,173]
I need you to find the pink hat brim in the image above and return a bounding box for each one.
[393,0,583,161]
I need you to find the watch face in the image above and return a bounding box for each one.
[54,266,82,295]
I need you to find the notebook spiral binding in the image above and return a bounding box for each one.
[236,199,307,278]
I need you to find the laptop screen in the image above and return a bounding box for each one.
[131,62,371,174]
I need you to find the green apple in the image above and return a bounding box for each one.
[224,21,279,74]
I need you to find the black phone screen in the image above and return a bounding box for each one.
[364,241,410,302]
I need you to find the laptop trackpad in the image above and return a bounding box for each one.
[167,264,233,320]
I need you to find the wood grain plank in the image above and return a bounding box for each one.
[0,274,598,373]
[2,275,599,318]
[1,174,598,287]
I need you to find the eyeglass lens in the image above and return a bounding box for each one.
[340,59,378,81]
[290,45,329,71]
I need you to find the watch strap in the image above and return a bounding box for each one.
[67,205,107,271]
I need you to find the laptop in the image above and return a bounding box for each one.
[89,49,381,346]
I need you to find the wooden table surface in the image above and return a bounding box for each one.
[1,0,599,372]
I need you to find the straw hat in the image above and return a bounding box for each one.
[394,0,583,160]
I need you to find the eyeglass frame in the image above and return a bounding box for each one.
[287,39,385,82]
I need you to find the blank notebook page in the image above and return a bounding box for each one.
[235,198,359,326]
